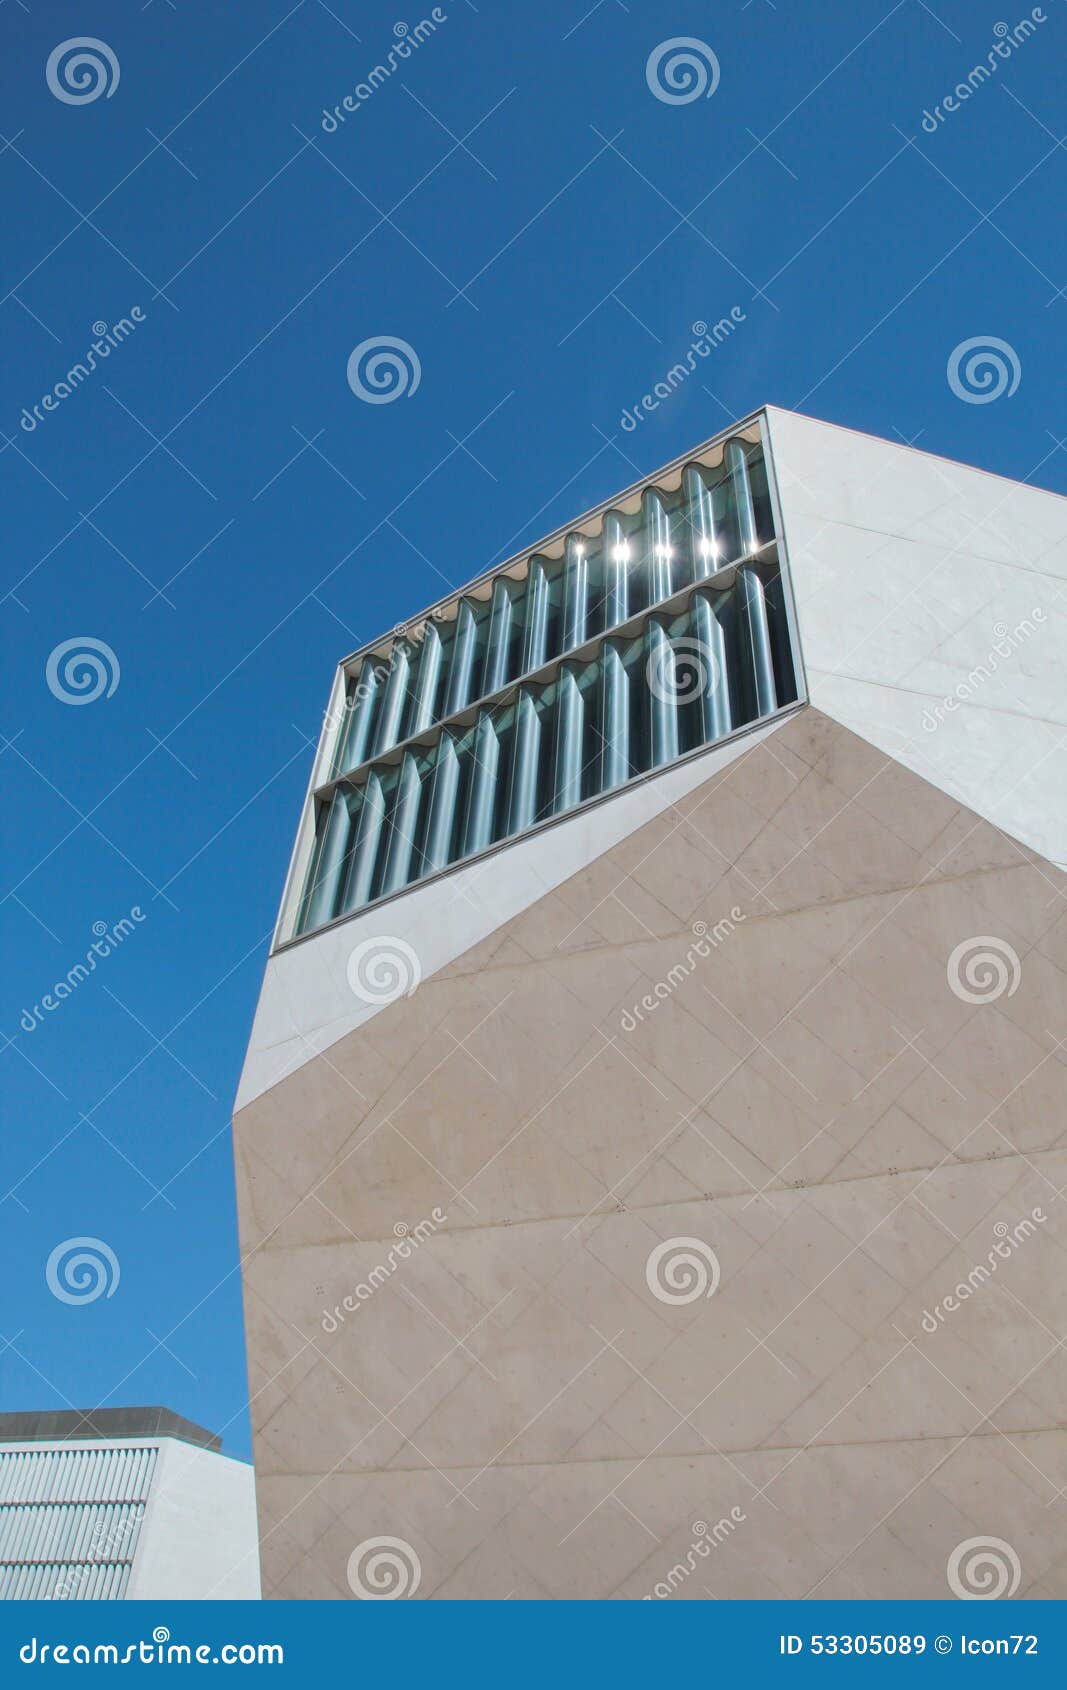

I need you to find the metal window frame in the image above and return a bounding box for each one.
[272,406,807,952]
[314,540,781,801]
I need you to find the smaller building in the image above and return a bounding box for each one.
[0,1407,260,1599]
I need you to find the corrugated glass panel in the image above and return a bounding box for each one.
[292,427,799,934]
[0,1445,156,1601]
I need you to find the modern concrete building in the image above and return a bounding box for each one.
[0,1408,260,1599]
[234,407,1067,1600]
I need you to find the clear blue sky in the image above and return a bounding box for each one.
[1,0,1063,1462]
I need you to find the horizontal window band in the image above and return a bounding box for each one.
[280,695,806,953]
[330,437,776,775]
[336,425,765,678]
[294,561,800,938]
[318,543,779,802]
[273,411,809,953]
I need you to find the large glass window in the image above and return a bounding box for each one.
[292,428,799,938]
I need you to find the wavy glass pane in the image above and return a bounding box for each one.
[293,427,799,935]
[331,433,776,776]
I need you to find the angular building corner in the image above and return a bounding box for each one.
[232,407,1067,1600]
[0,1409,260,1599]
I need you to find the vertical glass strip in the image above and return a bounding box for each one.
[444,601,478,715]
[407,623,443,735]
[691,592,733,743]
[482,577,514,696]
[645,490,673,606]
[337,663,381,773]
[552,664,584,813]
[339,772,386,913]
[748,446,776,547]
[764,573,799,708]
[380,753,422,895]
[602,513,629,631]
[463,713,500,856]
[521,560,550,674]
[561,536,589,653]
[684,464,722,581]
[646,619,680,767]
[725,439,758,558]
[738,567,777,717]
[373,643,411,754]
[506,689,542,835]
[303,789,351,928]
[599,641,629,791]
[421,733,461,873]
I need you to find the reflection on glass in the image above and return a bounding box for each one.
[334,434,774,773]
[301,564,795,932]
[297,433,796,933]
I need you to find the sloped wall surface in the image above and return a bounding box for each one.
[236,721,788,1113]
[768,408,1067,869]
[235,707,1067,1599]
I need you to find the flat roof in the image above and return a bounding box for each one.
[0,1406,222,1453]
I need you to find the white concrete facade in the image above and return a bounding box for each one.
[235,408,1067,1116]
[234,412,1067,1601]
[0,1436,260,1601]
[766,407,1067,870]
[128,1437,261,1600]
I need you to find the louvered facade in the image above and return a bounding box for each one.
[0,1411,259,1600]
[280,420,801,945]
[0,1443,154,1600]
